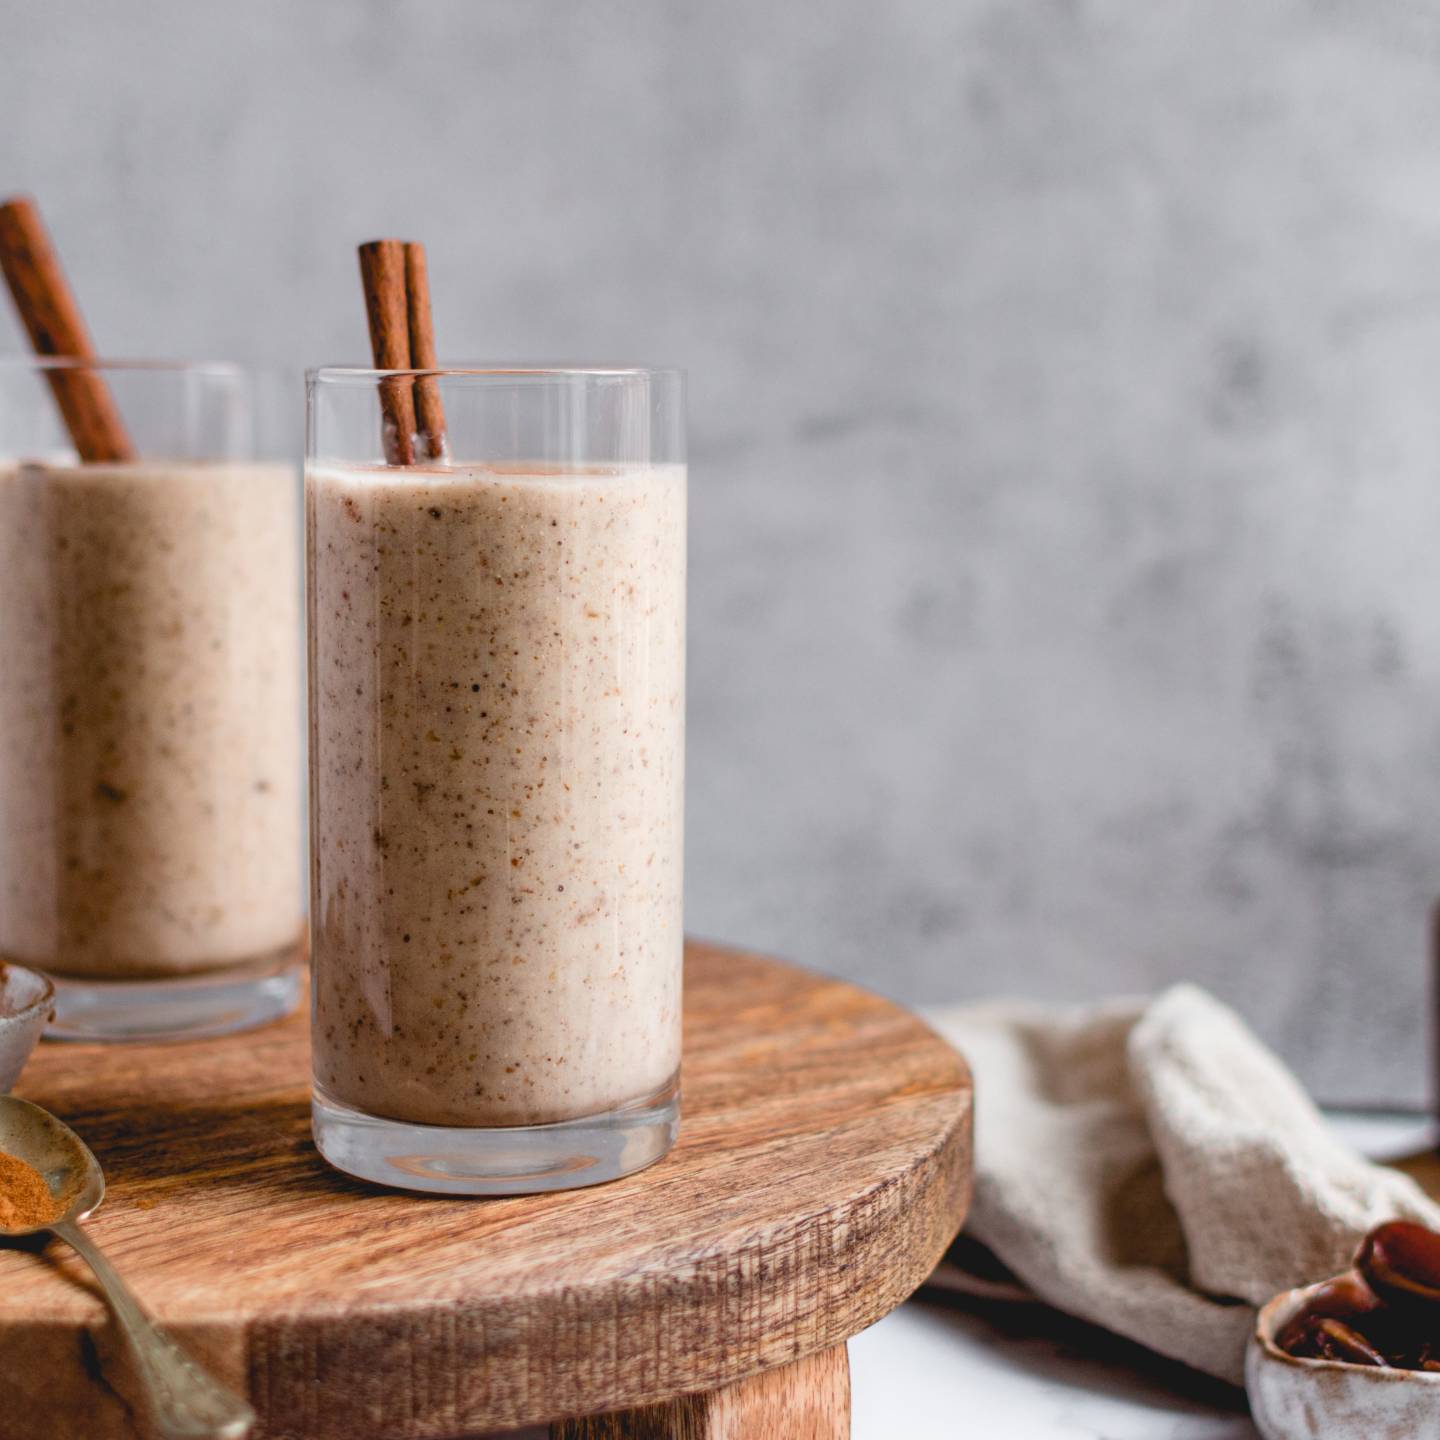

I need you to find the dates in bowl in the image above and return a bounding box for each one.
[1248,1221,1440,1440]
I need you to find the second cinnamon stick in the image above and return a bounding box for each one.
[0,195,134,463]
[404,242,447,461]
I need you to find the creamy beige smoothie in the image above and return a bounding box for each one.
[0,460,304,979]
[308,461,685,1128]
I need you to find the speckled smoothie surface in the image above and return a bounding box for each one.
[0,460,305,979]
[308,461,686,1128]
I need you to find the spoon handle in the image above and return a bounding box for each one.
[52,1218,255,1440]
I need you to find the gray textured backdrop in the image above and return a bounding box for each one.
[5,0,1440,1103]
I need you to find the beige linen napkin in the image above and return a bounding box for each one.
[930,984,1440,1385]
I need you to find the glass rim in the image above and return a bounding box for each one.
[0,354,282,378]
[309,363,685,385]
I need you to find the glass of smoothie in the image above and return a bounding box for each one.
[0,358,306,1040]
[306,365,685,1193]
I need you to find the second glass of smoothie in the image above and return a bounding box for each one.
[0,358,306,1039]
[307,366,685,1193]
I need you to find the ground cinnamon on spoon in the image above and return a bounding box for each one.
[0,1151,61,1228]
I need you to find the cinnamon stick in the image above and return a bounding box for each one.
[357,239,416,466]
[0,195,134,463]
[403,242,447,460]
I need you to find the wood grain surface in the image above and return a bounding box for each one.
[0,942,972,1440]
[553,1343,850,1440]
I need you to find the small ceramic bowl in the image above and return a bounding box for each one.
[1248,1282,1440,1439]
[0,962,54,1092]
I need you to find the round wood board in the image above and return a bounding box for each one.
[0,941,972,1439]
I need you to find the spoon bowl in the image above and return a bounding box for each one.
[0,1094,102,1233]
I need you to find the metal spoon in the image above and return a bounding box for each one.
[0,1095,254,1439]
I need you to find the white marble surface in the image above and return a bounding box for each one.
[849,1111,1434,1439]
[851,1301,1255,1440]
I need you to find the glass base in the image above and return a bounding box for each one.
[43,946,304,1042]
[311,1078,680,1196]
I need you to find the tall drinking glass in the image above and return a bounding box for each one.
[306,366,685,1193]
[0,358,306,1039]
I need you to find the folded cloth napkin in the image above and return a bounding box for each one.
[929,984,1440,1385]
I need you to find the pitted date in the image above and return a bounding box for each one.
[1356,1222,1440,1311]
[1276,1221,1440,1371]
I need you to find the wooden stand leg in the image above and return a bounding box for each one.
[551,1342,850,1440]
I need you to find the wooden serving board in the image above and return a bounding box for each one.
[0,941,972,1440]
